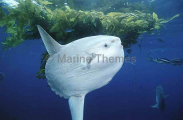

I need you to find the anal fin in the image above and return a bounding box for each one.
[68,95,86,120]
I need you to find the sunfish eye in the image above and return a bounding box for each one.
[104,43,108,48]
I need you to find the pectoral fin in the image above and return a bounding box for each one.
[151,104,158,109]
[68,95,86,120]
[81,52,96,70]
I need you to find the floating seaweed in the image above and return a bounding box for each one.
[0,0,179,79]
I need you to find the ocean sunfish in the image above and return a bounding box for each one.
[151,85,169,111]
[37,25,124,120]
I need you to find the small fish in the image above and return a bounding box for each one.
[147,57,170,64]
[170,58,183,66]
[156,58,170,64]
[157,39,165,43]
[126,49,132,54]
[65,29,74,33]
[151,85,169,111]
[0,73,5,82]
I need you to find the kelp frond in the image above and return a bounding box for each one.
[0,0,179,79]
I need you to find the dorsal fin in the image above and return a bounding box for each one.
[37,25,62,55]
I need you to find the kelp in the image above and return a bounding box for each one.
[36,51,49,79]
[151,12,180,34]
[0,0,51,50]
[0,7,6,27]
[0,0,179,79]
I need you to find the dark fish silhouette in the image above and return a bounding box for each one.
[157,39,165,43]
[151,85,168,111]
[126,49,132,54]
[170,58,183,66]
[0,73,5,82]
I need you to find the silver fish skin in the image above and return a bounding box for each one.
[151,85,169,112]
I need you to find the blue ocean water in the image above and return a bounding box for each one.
[0,0,183,120]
